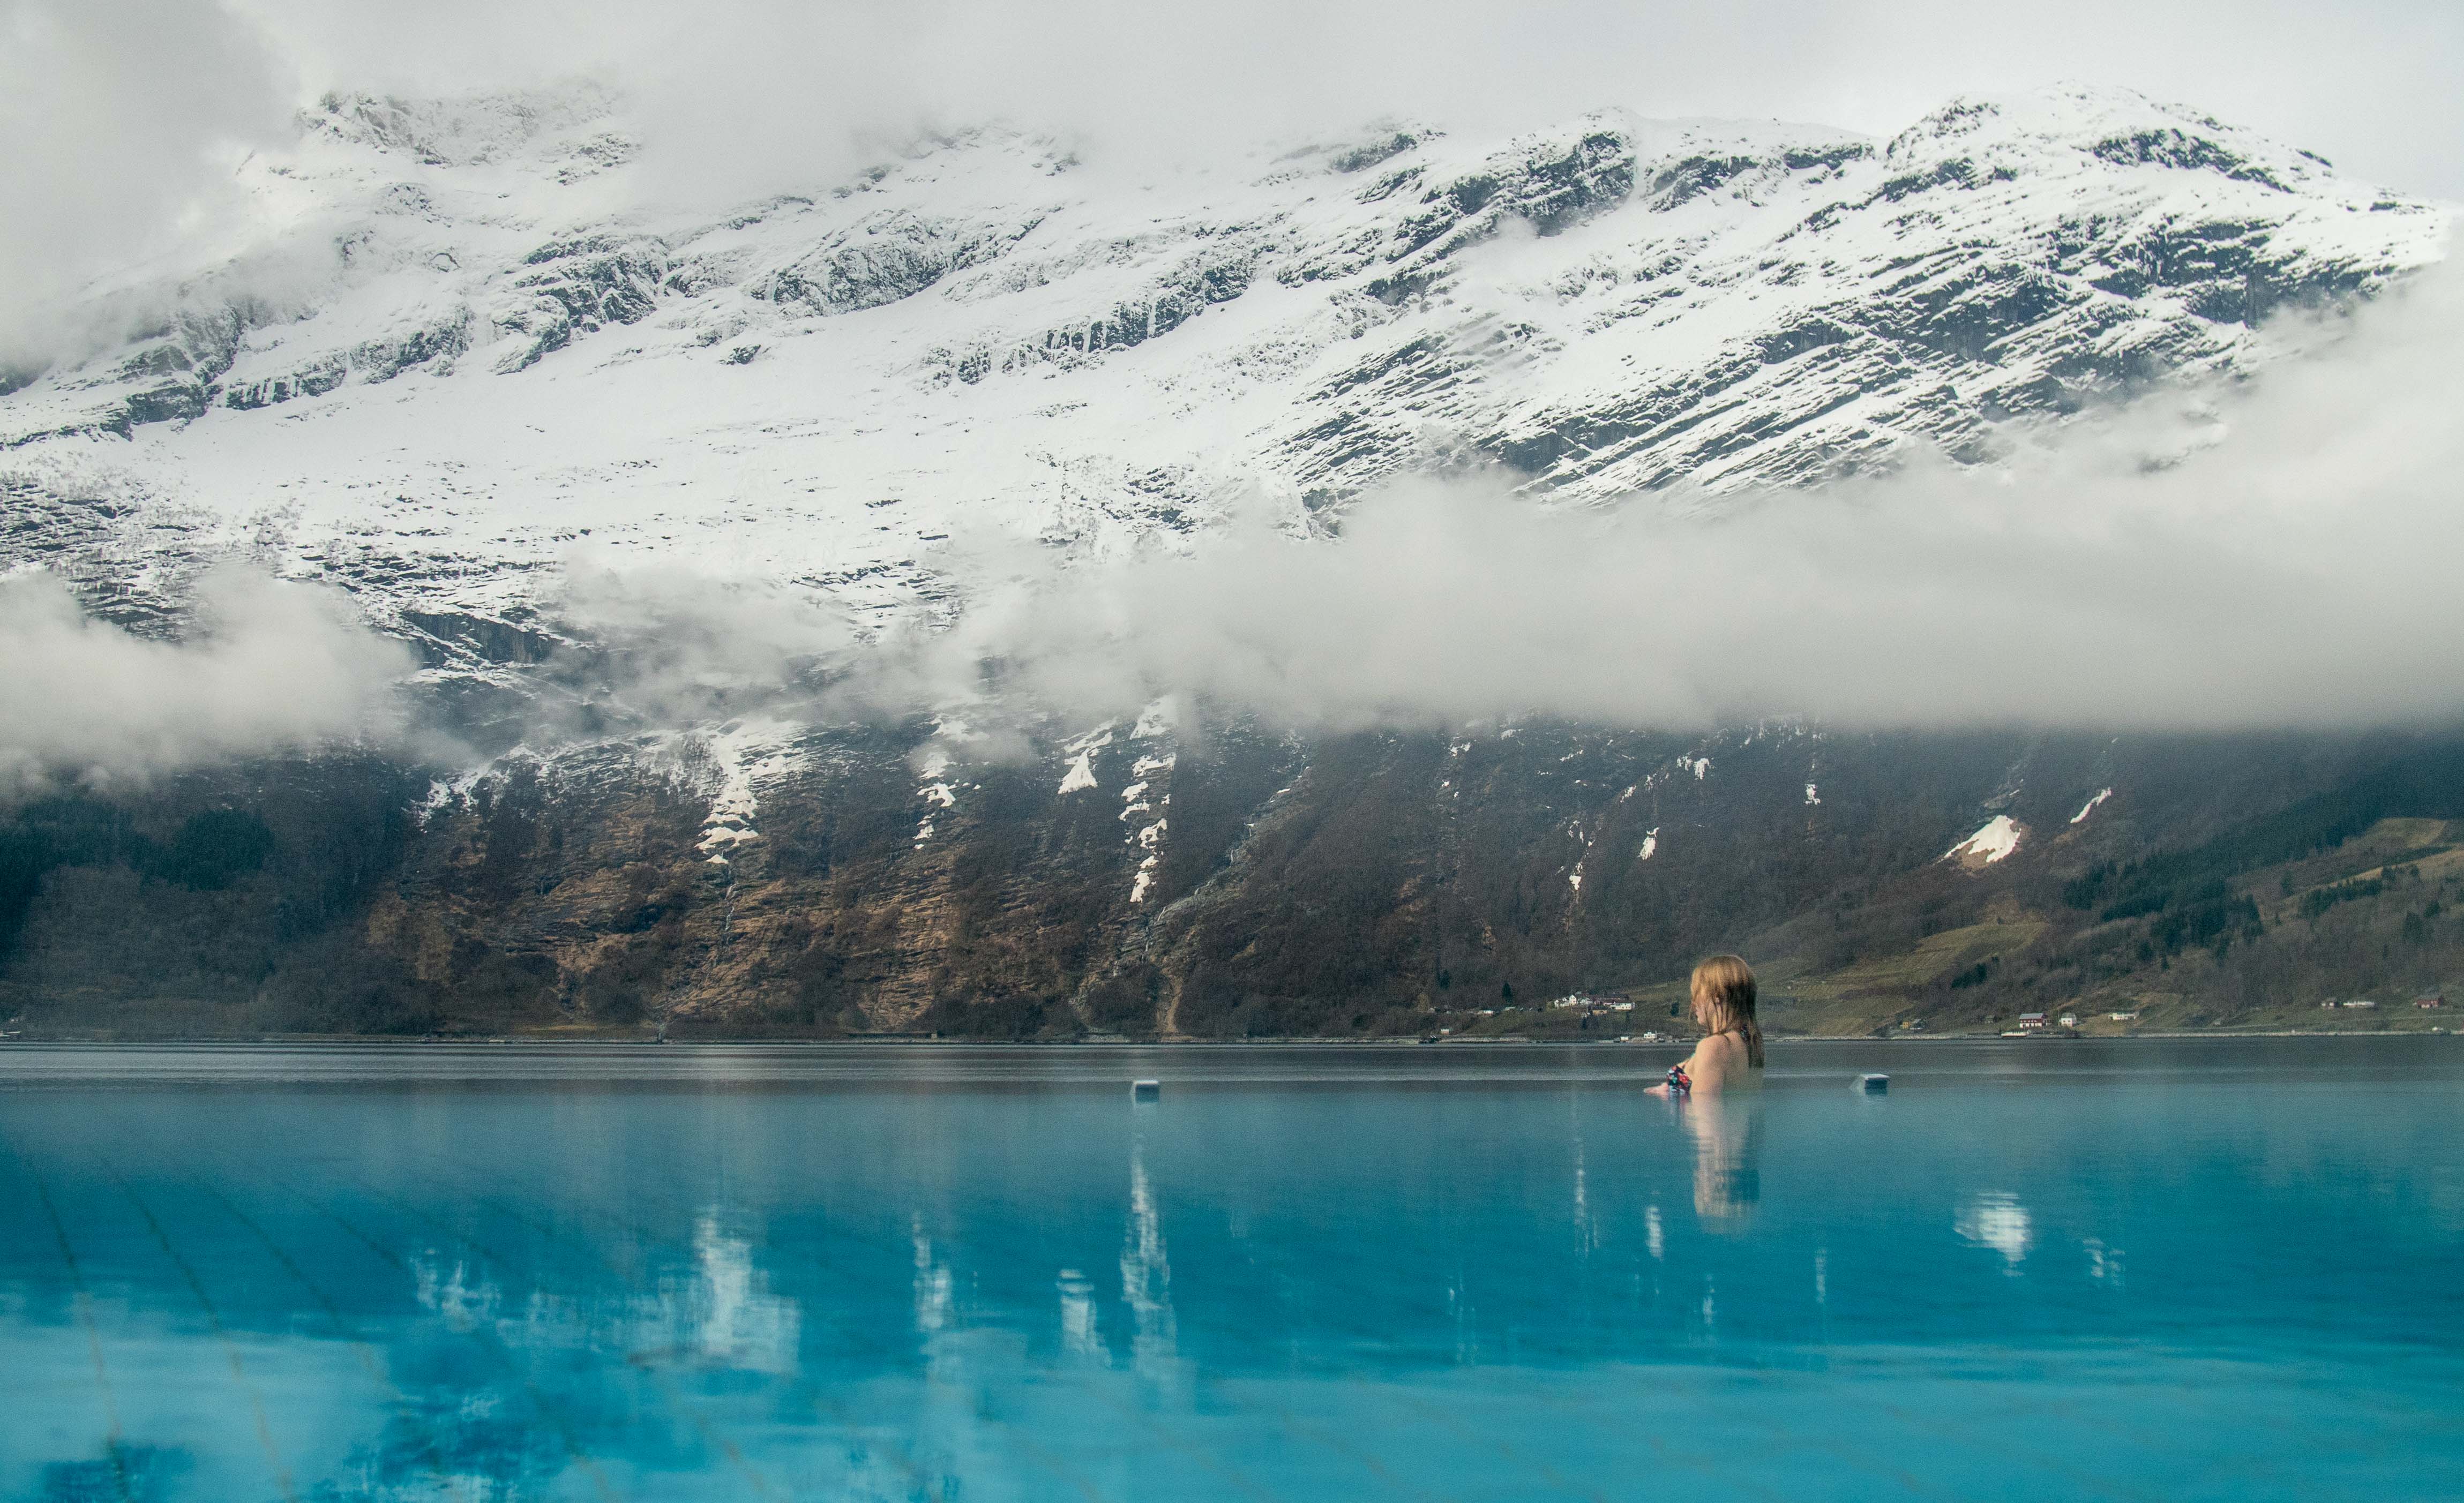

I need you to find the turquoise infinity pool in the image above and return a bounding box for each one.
[3,1038,2460,1501]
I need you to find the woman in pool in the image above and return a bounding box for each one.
[1647,954,1765,1095]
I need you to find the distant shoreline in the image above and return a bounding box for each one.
[1,1029,2451,1048]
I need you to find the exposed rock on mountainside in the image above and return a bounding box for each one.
[6,723,2463,1039]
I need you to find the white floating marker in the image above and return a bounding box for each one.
[1132,1079,1162,1102]
[1860,1073,1890,1094]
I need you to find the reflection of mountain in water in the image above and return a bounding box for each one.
[5,1051,2457,1499]
[1120,1130,1179,1378]
[413,1208,801,1372]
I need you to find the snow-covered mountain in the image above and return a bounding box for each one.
[0,81,2445,653]
[7,80,2463,1042]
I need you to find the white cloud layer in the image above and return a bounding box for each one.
[595,251,2463,737]
[0,567,414,791]
[0,0,292,367]
[4,1,2460,363]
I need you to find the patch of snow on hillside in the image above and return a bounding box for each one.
[1639,828,1659,861]
[1804,783,1821,806]
[1129,817,1169,903]
[1058,751,1098,795]
[1693,759,1711,779]
[1569,822,1596,895]
[417,765,496,824]
[695,723,795,862]
[1943,815,2024,865]
[2071,788,2114,824]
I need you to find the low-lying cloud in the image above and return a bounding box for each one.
[934,257,2464,733]
[0,567,414,792]
[554,251,2464,740]
[0,0,294,372]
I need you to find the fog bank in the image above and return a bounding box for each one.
[542,251,2455,740]
[0,568,414,792]
[911,257,2464,733]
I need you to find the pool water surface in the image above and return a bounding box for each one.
[3,1037,2460,1501]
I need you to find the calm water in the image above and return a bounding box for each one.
[3,1038,2461,1502]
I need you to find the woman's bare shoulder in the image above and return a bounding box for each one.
[1697,1031,1753,1062]
[1691,1032,1761,1087]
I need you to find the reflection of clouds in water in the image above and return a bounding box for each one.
[2,1313,370,1503]
[1121,1132,1177,1374]
[1058,1269,1103,1360]
[1956,1194,2034,1269]
[410,1211,800,1373]
[1570,1114,1602,1257]
[913,1213,954,1337]
[2084,1237,2125,1287]
[678,1213,802,1371]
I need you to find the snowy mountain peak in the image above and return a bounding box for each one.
[1885,84,2347,193]
[305,80,631,173]
[0,84,2447,649]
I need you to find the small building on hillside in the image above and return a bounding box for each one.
[2016,1012,2049,1031]
[2342,998,2378,1009]
[2417,995,2445,1010]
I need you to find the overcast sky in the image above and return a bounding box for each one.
[229,0,2464,196]
[4,0,2459,341]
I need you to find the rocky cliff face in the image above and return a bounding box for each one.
[7,719,2462,1040]
[2,84,2458,1037]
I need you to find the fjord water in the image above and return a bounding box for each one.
[4,1041,2460,1502]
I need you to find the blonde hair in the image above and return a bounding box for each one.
[1690,954,1764,1068]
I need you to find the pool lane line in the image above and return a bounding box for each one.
[404,1167,1120,1503]
[406,1167,1122,1503]
[374,1162,968,1500]
[14,1154,136,1503]
[425,1153,1848,1503]
[493,1173,1252,1503]
[386,1154,1650,1503]
[1774,1356,2170,1503]
[91,1151,302,1503]
[1213,1259,1793,1503]
[1362,1318,1930,1503]
[1247,1394,1475,1503]
[545,1179,1452,1503]
[243,1166,625,1503]
[368,1172,788,1503]
[191,1180,475,1503]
